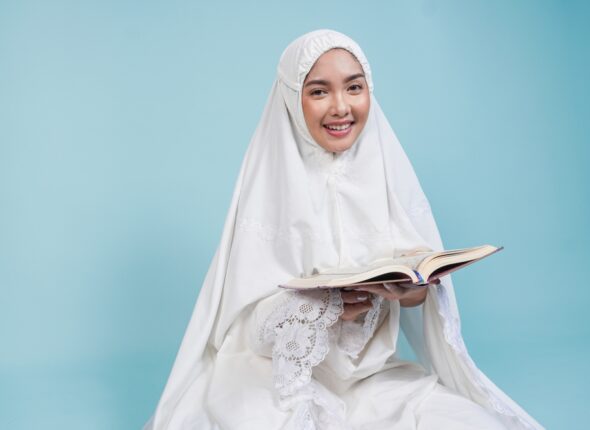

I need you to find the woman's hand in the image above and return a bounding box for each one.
[354,279,439,308]
[338,279,440,321]
[340,289,375,321]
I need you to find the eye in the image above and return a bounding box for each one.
[348,83,363,93]
[309,88,327,97]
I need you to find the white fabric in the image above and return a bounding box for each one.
[255,289,344,399]
[143,29,543,429]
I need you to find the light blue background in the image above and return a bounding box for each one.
[1,0,588,428]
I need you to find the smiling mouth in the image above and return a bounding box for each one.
[323,122,354,138]
[323,122,353,131]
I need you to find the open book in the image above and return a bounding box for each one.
[279,244,503,290]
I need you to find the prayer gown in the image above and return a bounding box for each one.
[143,29,543,430]
[204,289,508,429]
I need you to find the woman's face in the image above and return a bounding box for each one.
[301,48,370,153]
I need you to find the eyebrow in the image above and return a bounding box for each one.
[304,73,366,88]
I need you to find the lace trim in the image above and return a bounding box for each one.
[337,295,385,359]
[237,217,325,244]
[294,403,316,430]
[435,284,536,430]
[258,289,344,397]
[292,402,347,430]
[287,381,351,430]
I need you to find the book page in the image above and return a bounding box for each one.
[390,252,434,271]
[280,245,500,290]
[317,252,432,276]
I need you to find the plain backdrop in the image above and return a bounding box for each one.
[1,0,588,428]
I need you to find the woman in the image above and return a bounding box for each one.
[144,29,543,430]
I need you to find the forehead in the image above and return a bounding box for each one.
[305,48,364,80]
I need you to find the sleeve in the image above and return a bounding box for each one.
[249,288,395,394]
[334,294,387,359]
[246,289,396,430]
[248,289,343,397]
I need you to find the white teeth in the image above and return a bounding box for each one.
[325,123,351,131]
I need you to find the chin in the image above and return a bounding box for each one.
[332,143,355,153]
[318,138,356,153]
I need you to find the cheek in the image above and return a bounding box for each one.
[354,96,370,125]
[302,100,314,123]
[303,103,325,128]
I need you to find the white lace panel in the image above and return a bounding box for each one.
[257,289,344,398]
[336,294,386,359]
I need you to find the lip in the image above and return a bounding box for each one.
[324,120,354,126]
[323,121,354,138]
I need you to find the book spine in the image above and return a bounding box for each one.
[413,270,427,285]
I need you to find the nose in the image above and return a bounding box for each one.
[330,92,351,117]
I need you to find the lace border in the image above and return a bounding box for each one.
[435,284,537,430]
[258,289,344,397]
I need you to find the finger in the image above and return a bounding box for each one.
[384,283,407,293]
[355,284,398,296]
[341,291,372,304]
[353,285,386,294]
[346,309,370,320]
[396,282,418,289]
[341,302,373,321]
[356,285,400,301]
[357,283,411,301]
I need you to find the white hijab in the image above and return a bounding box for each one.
[144,29,542,430]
